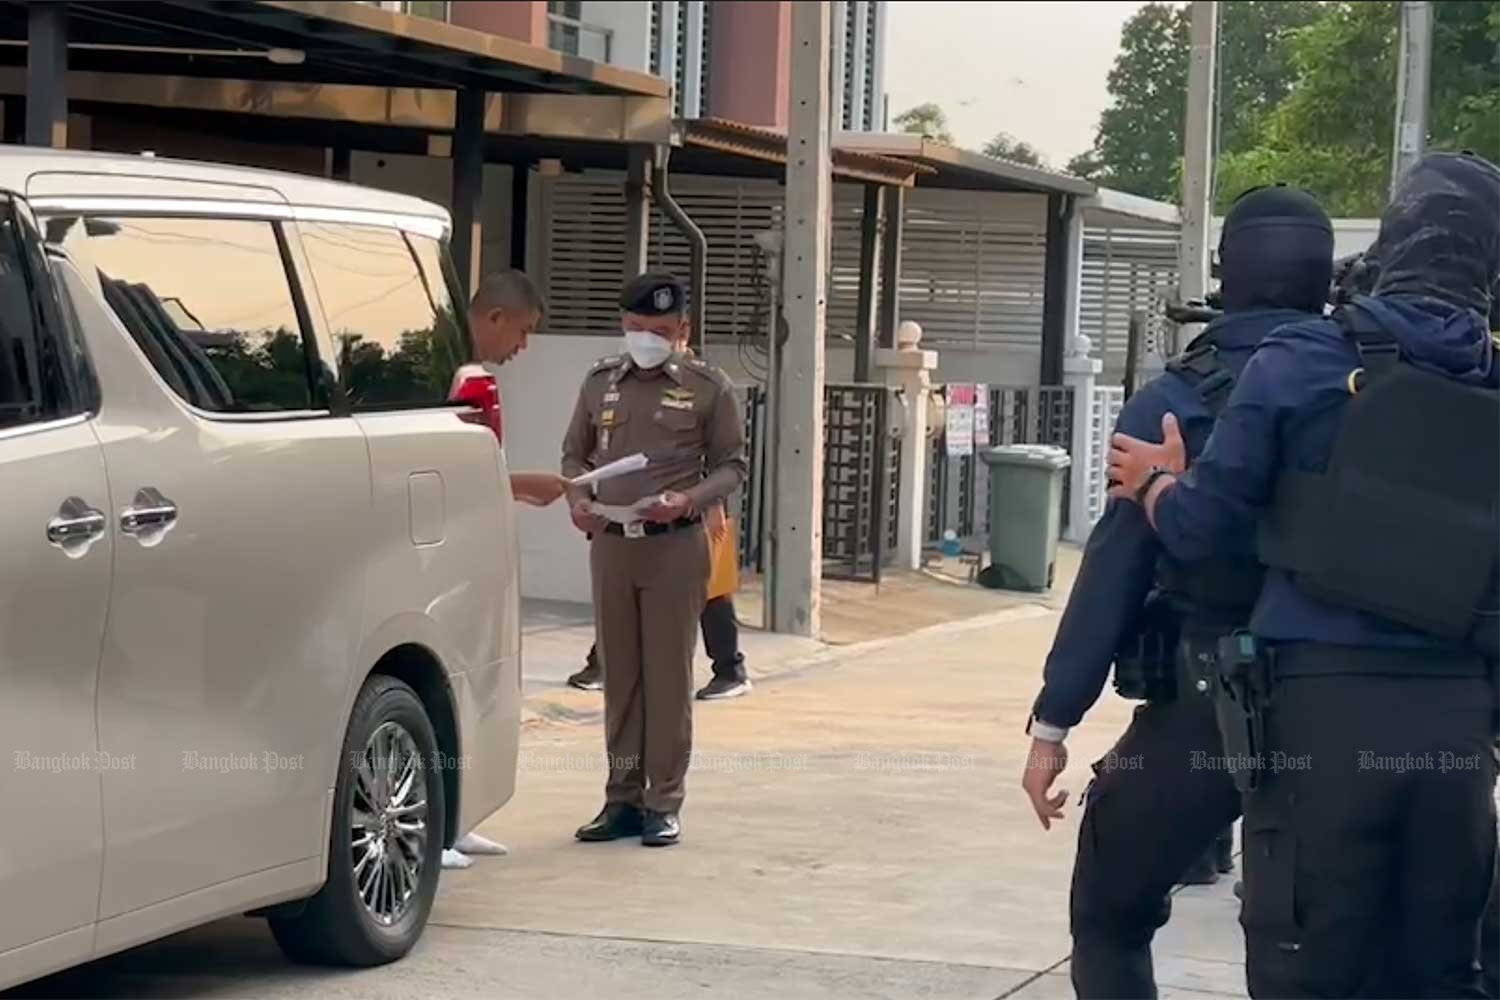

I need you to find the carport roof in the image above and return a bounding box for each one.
[685,118,930,188]
[835,132,1096,197]
[0,0,670,97]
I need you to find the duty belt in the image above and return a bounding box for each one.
[1270,641,1489,679]
[603,515,703,539]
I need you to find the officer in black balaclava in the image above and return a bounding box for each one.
[1110,152,1500,997]
[1021,185,1334,998]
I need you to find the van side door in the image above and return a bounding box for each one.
[0,196,108,984]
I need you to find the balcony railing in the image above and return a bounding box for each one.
[547,12,613,63]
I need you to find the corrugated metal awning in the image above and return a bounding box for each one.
[835,132,1095,196]
[683,118,929,188]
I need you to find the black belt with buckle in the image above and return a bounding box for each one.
[603,516,702,539]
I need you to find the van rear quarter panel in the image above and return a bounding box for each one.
[352,411,521,834]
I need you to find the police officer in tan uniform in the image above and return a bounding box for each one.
[562,272,746,847]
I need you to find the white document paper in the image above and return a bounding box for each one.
[588,498,661,525]
[569,452,649,488]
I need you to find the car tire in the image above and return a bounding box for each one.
[269,674,446,967]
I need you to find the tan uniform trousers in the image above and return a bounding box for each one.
[590,523,709,813]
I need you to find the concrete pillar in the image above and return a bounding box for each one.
[451,89,486,298]
[26,3,68,149]
[770,0,832,637]
[1063,342,1102,544]
[1176,0,1218,368]
[1391,0,1432,191]
[877,341,938,570]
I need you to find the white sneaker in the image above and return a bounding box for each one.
[441,849,475,870]
[455,832,509,856]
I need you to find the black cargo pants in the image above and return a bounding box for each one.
[1241,660,1497,998]
[1070,692,1242,998]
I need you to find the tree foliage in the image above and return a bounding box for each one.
[892,102,954,143]
[982,132,1048,167]
[1075,0,1500,215]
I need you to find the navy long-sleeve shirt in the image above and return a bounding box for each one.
[1032,309,1310,730]
[1152,296,1498,650]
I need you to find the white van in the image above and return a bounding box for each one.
[0,147,520,988]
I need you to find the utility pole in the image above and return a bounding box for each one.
[770,0,831,637]
[1391,0,1432,192]
[1174,0,1218,366]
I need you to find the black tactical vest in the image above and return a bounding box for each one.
[1258,308,1500,651]
[1155,344,1266,629]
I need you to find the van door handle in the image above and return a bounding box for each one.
[120,487,178,540]
[47,497,107,549]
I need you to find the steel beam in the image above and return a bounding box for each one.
[852,183,882,382]
[26,4,68,148]
[451,88,486,298]
[876,184,903,350]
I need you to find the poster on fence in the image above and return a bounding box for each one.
[945,384,976,458]
[972,383,989,448]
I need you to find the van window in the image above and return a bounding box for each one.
[298,222,468,410]
[58,216,315,413]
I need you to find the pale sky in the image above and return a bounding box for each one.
[883,1,1151,168]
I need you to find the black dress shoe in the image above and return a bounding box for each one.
[641,810,681,847]
[575,803,643,842]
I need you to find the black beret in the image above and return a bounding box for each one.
[620,271,687,316]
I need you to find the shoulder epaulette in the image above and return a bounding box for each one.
[589,355,626,375]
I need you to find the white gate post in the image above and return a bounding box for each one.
[877,324,938,570]
[1064,335,1102,544]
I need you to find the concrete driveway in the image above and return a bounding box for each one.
[11,565,1249,1000]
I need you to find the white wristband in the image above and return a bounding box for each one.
[1028,719,1069,744]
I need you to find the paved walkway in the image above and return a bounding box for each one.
[13,546,1250,1000]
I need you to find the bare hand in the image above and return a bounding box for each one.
[570,499,606,535]
[1022,737,1070,831]
[511,472,569,508]
[705,504,729,544]
[1107,413,1187,503]
[640,490,692,524]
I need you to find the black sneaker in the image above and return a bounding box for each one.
[575,803,643,842]
[641,810,681,847]
[567,662,603,691]
[696,676,752,701]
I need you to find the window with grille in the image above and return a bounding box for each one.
[649,1,662,75]
[697,2,712,117]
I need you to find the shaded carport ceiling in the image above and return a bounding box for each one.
[0,0,670,96]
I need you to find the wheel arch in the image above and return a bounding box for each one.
[368,643,461,850]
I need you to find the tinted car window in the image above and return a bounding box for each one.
[57,216,314,413]
[298,222,467,409]
[0,206,50,430]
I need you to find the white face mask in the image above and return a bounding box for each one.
[623,329,674,369]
